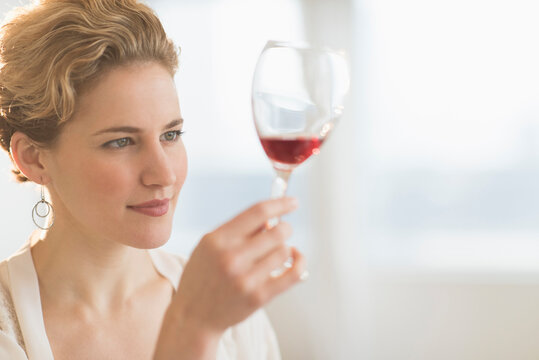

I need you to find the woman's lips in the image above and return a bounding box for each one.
[128,199,170,217]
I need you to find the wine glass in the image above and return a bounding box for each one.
[252,40,350,227]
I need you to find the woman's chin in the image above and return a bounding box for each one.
[128,237,169,250]
[124,228,172,249]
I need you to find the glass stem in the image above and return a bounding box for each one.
[268,169,295,273]
[268,169,291,228]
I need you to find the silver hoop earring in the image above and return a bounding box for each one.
[32,186,55,230]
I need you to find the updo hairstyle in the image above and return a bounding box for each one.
[0,0,179,182]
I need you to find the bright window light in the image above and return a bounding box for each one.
[356,0,539,273]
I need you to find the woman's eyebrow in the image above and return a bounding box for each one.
[165,118,183,130]
[92,118,184,136]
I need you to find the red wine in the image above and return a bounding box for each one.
[260,136,324,165]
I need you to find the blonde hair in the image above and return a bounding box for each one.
[0,0,179,182]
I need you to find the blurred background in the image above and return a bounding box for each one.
[1,0,539,358]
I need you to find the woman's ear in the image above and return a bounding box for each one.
[10,132,51,184]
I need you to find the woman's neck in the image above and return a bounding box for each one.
[31,220,160,314]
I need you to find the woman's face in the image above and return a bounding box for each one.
[43,62,187,249]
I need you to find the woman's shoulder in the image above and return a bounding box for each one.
[148,247,188,290]
[148,249,281,358]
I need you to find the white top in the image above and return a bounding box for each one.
[0,240,281,360]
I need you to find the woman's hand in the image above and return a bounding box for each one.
[154,197,306,359]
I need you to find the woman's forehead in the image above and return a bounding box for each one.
[70,63,181,132]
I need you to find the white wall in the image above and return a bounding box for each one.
[362,278,539,360]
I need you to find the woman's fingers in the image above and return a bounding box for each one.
[198,220,293,278]
[239,246,306,304]
[219,197,298,238]
[264,246,307,295]
[229,246,306,310]
[171,198,304,333]
[238,222,292,264]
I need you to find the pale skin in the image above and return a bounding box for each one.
[10,61,306,359]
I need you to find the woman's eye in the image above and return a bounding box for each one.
[104,137,132,148]
[161,130,184,142]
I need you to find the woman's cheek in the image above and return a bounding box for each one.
[83,157,134,198]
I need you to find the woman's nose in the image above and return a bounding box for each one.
[140,143,177,187]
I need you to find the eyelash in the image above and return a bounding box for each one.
[103,130,185,149]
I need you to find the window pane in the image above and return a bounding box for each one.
[356,0,539,272]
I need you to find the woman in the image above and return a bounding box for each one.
[0,0,306,359]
